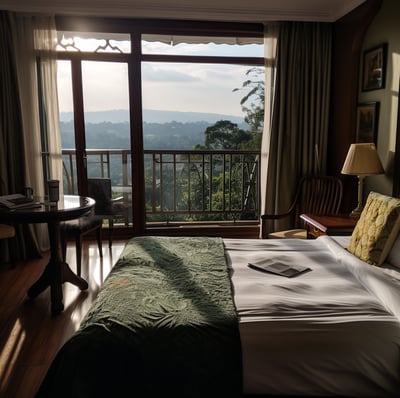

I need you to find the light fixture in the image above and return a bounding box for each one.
[341,143,384,218]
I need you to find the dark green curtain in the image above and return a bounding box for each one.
[262,21,333,235]
[0,11,40,263]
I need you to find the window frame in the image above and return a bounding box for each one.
[55,16,265,237]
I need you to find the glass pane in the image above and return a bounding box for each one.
[81,61,132,225]
[142,35,263,57]
[142,62,261,138]
[58,60,78,195]
[142,62,263,223]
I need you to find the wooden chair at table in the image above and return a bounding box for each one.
[261,175,343,239]
[86,178,126,248]
[60,208,103,278]
[60,178,124,276]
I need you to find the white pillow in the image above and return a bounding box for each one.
[386,233,400,268]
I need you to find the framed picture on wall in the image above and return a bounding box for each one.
[356,102,379,144]
[362,43,387,91]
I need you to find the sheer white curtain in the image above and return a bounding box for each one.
[260,23,279,236]
[10,13,62,251]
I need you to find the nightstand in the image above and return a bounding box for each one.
[300,214,358,239]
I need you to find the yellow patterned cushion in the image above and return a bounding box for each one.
[348,191,400,265]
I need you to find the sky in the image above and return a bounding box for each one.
[56,37,264,119]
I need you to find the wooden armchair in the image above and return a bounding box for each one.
[261,175,343,239]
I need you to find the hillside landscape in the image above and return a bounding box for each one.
[60,109,248,150]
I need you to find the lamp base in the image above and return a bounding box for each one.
[349,205,363,219]
[349,175,366,220]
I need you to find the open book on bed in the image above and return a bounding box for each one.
[248,259,311,278]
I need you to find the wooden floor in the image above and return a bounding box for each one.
[0,240,125,398]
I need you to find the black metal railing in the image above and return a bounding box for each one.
[62,148,261,224]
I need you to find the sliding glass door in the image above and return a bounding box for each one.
[55,19,264,237]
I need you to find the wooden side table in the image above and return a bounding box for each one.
[300,214,358,239]
[0,195,94,314]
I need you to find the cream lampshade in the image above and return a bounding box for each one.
[341,143,384,218]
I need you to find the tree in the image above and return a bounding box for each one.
[204,120,252,149]
[233,66,265,134]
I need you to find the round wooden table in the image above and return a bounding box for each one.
[0,195,95,315]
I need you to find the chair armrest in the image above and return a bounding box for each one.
[261,200,297,220]
[261,210,293,220]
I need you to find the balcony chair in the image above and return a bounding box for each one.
[0,224,16,265]
[60,178,124,277]
[261,175,343,239]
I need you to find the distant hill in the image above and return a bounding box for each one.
[60,109,250,150]
[60,109,246,125]
[60,119,213,150]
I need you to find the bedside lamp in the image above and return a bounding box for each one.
[341,143,384,219]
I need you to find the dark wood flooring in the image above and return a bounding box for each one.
[0,240,125,398]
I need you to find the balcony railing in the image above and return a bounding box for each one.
[62,148,261,225]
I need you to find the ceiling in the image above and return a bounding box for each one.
[1,0,367,22]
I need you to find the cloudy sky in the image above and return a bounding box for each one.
[56,40,264,118]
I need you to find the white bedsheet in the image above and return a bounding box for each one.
[224,236,400,397]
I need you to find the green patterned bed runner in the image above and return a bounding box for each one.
[37,236,242,397]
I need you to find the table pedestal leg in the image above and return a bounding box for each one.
[27,220,88,315]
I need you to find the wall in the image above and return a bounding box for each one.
[359,0,400,197]
[329,0,382,213]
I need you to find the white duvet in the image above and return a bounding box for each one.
[224,236,400,397]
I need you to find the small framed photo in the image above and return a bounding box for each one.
[362,43,387,91]
[356,102,379,144]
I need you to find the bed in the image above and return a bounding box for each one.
[36,191,400,397]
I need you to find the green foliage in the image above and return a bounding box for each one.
[202,67,265,152]
[233,67,265,134]
[204,120,252,150]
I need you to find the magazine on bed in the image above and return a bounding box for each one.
[248,259,312,278]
